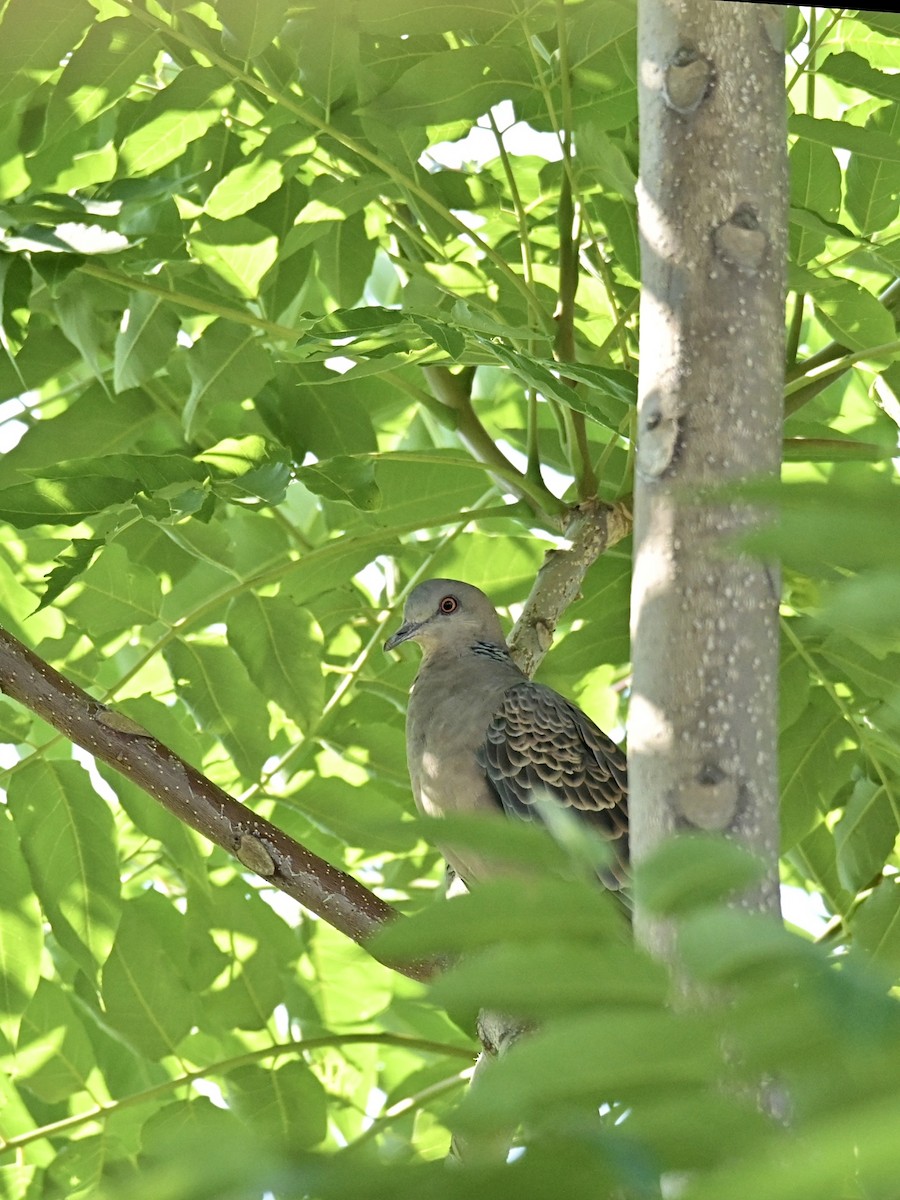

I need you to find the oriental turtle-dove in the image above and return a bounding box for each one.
[385,579,628,887]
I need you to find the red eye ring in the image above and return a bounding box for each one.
[439,595,458,614]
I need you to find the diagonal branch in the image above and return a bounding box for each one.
[421,364,567,519]
[0,625,436,983]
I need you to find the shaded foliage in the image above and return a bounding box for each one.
[0,1,897,1196]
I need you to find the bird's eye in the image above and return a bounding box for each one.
[439,595,458,614]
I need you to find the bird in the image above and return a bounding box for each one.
[384,579,628,888]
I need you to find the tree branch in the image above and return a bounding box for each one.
[421,364,566,519]
[508,497,633,677]
[0,625,436,983]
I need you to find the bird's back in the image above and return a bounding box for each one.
[407,647,627,886]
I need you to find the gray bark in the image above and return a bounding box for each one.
[630,0,788,957]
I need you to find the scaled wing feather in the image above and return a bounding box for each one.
[477,681,628,876]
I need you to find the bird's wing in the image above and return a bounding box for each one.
[476,680,628,879]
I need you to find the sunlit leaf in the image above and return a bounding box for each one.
[227,592,324,732]
[7,761,120,978]
[360,46,532,126]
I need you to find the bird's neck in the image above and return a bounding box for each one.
[416,640,523,683]
[470,639,514,664]
[420,639,513,665]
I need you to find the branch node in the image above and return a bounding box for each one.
[713,206,768,274]
[663,48,714,114]
[675,766,740,831]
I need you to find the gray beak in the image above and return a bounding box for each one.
[384,620,419,652]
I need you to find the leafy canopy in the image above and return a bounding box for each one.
[0,1,898,1197]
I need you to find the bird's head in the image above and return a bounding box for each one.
[384,578,508,658]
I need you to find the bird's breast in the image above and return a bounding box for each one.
[406,654,521,818]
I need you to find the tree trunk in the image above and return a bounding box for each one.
[630,0,788,958]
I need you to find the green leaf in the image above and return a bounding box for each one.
[811,278,895,352]
[747,478,900,575]
[7,760,120,978]
[263,366,378,459]
[789,822,854,918]
[164,639,273,780]
[780,639,811,731]
[0,474,137,527]
[0,810,43,1043]
[226,593,324,732]
[819,634,900,703]
[291,0,360,109]
[205,128,311,221]
[633,835,766,916]
[0,385,152,481]
[432,941,667,1021]
[593,194,640,278]
[52,275,113,386]
[0,251,32,353]
[568,0,636,87]
[845,102,900,234]
[819,51,900,104]
[575,125,637,195]
[780,689,855,850]
[16,979,96,1103]
[0,0,94,107]
[29,451,209,490]
[852,877,900,976]
[365,450,490,527]
[218,0,288,58]
[456,1009,719,1134]
[406,314,463,360]
[196,435,270,477]
[821,570,900,639]
[207,155,284,223]
[193,882,297,1029]
[118,67,234,176]
[190,216,279,298]
[316,211,375,308]
[676,908,812,984]
[225,1062,328,1150]
[184,321,275,437]
[114,291,180,392]
[42,17,159,149]
[474,337,632,426]
[834,778,897,894]
[789,139,842,263]
[359,0,535,35]
[372,875,622,962]
[272,778,416,855]
[0,698,32,742]
[280,540,401,605]
[360,46,533,126]
[63,543,163,635]
[789,113,900,162]
[296,455,382,510]
[567,0,637,132]
[101,894,196,1060]
[98,751,211,897]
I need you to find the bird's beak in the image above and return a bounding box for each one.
[384,620,419,652]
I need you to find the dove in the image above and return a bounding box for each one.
[385,579,627,887]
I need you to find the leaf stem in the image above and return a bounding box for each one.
[785,292,806,368]
[422,365,566,517]
[0,1033,474,1154]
